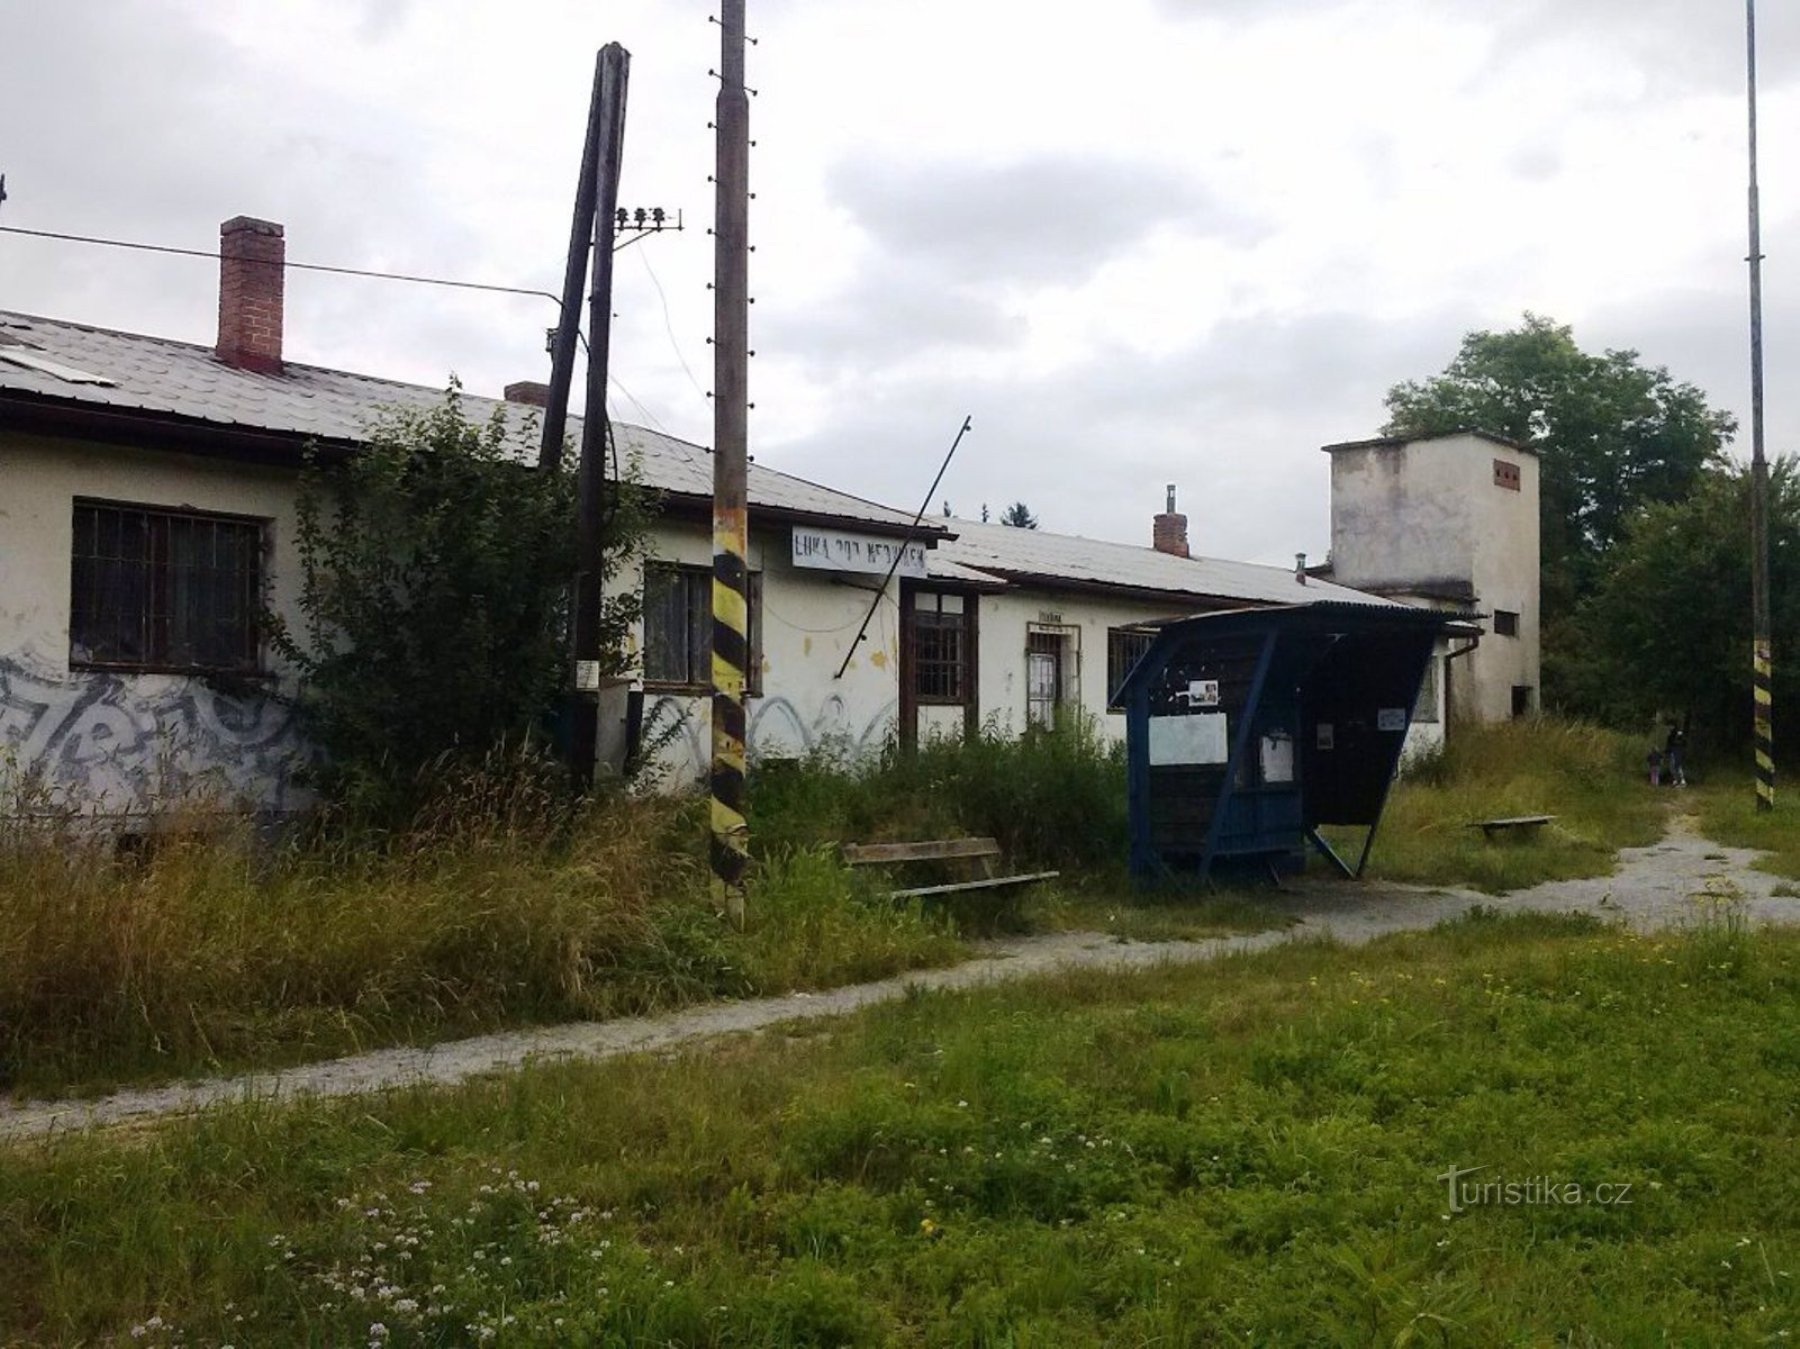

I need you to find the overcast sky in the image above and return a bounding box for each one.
[4,0,1798,565]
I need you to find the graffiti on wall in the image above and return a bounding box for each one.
[644,692,898,785]
[0,654,310,818]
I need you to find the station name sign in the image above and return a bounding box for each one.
[791,526,928,579]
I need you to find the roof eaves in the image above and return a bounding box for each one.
[1321,427,1536,456]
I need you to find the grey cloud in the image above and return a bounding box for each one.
[760,305,1477,566]
[759,260,1026,370]
[827,155,1267,289]
[1155,0,1800,97]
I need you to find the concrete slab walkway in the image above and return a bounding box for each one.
[4,811,1793,1145]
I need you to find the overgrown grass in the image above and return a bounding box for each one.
[1345,719,1669,892]
[750,715,1128,872]
[6,911,1797,1344]
[0,767,960,1100]
[1690,779,1800,878]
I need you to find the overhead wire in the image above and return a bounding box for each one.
[0,224,562,305]
[636,246,710,409]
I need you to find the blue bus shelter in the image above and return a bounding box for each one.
[1117,601,1473,884]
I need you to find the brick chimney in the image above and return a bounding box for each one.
[1153,483,1190,558]
[504,380,550,407]
[216,216,284,374]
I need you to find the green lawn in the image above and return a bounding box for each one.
[7,910,1797,1345]
[1691,779,1800,880]
[1338,720,1668,893]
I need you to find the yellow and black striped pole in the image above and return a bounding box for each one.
[710,0,751,919]
[1747,0,1775,812]
[1755,639,1775,810]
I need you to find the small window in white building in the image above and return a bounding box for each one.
[1106,627,1155,710]
[1493,609,1520,638]
[910,590,968,703]
[642,563,760,694]
[69,500,265,674]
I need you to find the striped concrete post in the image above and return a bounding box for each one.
[1755,639,1775,811]
[711,537,750,914]
[711,0,751,919]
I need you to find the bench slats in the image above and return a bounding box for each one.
[1470,814,1556,834]
[892,871,1062,899]
[843,837,1001,866]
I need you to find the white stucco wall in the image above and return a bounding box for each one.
[1328,440,1474,595]
[1327,433,1541,727]
[612,517,905,785]
[1467,446,1540,720]
[0,433,310,817]
[972,587,1192,743]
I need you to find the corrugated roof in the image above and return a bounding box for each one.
[0,310,933,534]
[929,518,1400,608]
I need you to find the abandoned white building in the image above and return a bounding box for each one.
[1315,430,1541,727]
[0,215,1537,817]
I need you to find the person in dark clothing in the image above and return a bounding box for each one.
[1664,725,1687,787]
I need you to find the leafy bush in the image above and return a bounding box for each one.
[276,386,648,822]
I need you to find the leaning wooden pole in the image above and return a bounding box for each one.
[1747,0,1775,811]
[571,43,630,791]
[710,0,751,920]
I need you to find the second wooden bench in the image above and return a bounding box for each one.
[841,836,1059,900]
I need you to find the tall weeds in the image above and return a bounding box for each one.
[750,715,1127,870]
[0,752,958,1097]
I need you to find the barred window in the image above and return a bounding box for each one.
[911,591,967,703]
[69,500,265,674]
[1107,627,1155,709]
[642,563,761,693]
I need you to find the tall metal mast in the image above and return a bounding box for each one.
[1747,0,1775,811]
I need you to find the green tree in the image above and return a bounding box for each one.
[1000,501,1039,529]
[277,386,646,819]
[1383,314,1734,709]
[1575,459,1800,760]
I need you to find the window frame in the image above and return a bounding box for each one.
[640,561,762,696]
[1106,626,1157,711]
[68,497,269,677]
[909,590,970,706]
[1493,609,1520,638]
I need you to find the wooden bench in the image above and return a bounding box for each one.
[840,836,1059,900]
[1469,814,1556,839]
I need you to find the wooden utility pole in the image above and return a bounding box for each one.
[711,0,751,920]
[570,43,630,789]
[539,52,606,474]
[1747,0,1775,811]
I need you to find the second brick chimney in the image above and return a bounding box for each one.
[1153,484,1190,558]
[217,216,285,374]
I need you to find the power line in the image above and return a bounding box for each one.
[637,245,710,408]
[0,224,562,305]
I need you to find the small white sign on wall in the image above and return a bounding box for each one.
[1377,707,1408,732]
[1149,712,1230,766]
[1260,731,1295,784]
[791,526,928,578]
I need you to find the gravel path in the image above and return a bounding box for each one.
[4,809,1792,1145]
